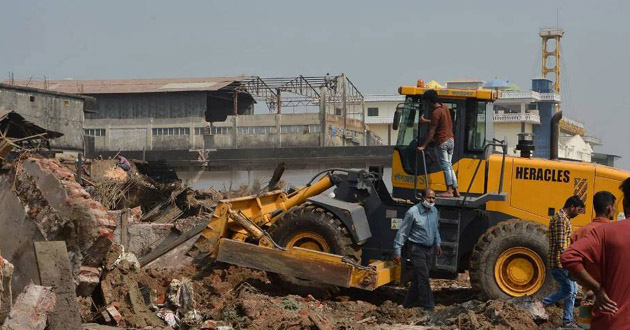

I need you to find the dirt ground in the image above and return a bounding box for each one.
[138,264,571,330]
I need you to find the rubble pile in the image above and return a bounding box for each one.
[0,154,570,329]
[135,265,568,329]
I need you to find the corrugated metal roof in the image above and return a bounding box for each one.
[6,76,252,95]
[0,82,93,100]
[0,109,64,139]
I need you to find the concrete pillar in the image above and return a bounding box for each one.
[232,116,238,149]
[276,114,282,148]
[319,86,327,147]
[361,99,366,146]
[189,118,195,150]
[106,123,112,151]
[520,102,527,133]
[146,122,152,151]
[233,91,238,149]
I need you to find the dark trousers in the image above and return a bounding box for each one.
[403,243,435,310]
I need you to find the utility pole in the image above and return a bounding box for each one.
[341,73,347,146]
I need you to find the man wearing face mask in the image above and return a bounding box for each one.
[393,188,442,310]
[542,195,586,328]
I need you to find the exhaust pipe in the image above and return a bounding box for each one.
[550,111,562,160]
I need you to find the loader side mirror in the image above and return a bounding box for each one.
[392,103,403,130]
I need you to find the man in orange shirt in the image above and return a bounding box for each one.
[417,90,459,197]
[571,191,616,243]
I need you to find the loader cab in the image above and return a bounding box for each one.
[391,86,497,201]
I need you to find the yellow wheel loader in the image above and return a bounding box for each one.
[140,82,630,299]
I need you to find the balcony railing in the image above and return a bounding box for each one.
[499,91,561,102]
[492,113,541,124]
[560,117,586,135]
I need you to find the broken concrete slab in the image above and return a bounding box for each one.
[143,234,198,269]
[81,236,114,269]
[33,241,83,330]
[76,266,102,297]
[100,244,162,328]
[0,178,44,298]
[0,255,14,323]
[113,219,173,256]
[1,283,56,330]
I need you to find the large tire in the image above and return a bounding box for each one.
[267,204,361,295]
[469,219,556,300]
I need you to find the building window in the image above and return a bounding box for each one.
[85,129,106,137]
[29,95,35,102]
[335,108,342,116]
[211,127,231,135]
[152,127,190,136]
[236,126,275,134]
[368,107,379,116]
[281,125,313,134]
[64,100,70,107]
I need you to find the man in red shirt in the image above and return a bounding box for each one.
[417,90,459,197]
[561,219,630,329]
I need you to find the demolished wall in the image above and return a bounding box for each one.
[0,156,116,297]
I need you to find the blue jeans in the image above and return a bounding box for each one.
[542,268,577,325]
[436,138,457,188]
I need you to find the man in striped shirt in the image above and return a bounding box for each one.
[543,195,585,328]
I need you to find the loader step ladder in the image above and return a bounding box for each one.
[433,207,461,273]
[435,192,507,208]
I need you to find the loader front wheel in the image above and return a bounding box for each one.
[469,219,556,299]
[267,204,361,294]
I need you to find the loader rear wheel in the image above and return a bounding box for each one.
[469,219,555,299]
[267,204,361,294]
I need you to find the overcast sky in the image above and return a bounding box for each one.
[1,0,629,169]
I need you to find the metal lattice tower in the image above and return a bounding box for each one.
[539,27,564,95]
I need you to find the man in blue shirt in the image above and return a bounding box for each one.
[393,188,442,310]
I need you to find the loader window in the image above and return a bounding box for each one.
[465,101,487,152]
[395,96,421,147]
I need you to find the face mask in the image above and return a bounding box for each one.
[422,200,435,209]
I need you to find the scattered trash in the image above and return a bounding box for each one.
[157,308,179,328]
[167,277,195,316]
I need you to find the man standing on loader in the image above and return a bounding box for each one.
[542,195,585,328]
[417,89,459,197]
[393,188,442,310]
